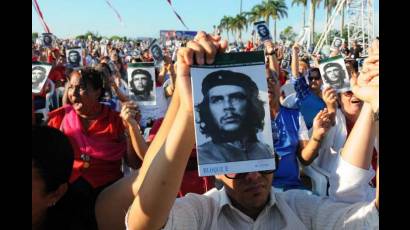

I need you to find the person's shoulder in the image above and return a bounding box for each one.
[198,141,216,151]
[48,105,72,128]
[176,188,221,210]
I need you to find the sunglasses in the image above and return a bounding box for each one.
[225,170,275,179]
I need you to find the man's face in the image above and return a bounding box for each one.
[325,66,342,82]
[308,71,323,91]
[208,85,247,132]
[339,91,363,119]
[334,39,341,48]
[69,51,80,64]
[216,172,273,213]
[44,36,51,45]
[152,46,161,59]
[32,68,45,85]
[258,25,268,37]
[133,74,148,91]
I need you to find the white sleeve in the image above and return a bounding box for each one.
[329,152,376,203]
[298,113,309,141]
[282,190,379,230]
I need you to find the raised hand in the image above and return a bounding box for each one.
[120,101,141,127]
[176,31,228,113]
[351,40,379,113]
[322,87,338,112]
[312,109,333,139]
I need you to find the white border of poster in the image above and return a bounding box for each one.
[127,64,157,106]
[32,63,52,93]
[319,55,351,93]
[191,52,275,176]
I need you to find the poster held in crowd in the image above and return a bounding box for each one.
[191,51,275,176]
[319,55,351,92]
[253,21,272,42]
[149,39,164,66]
[331,37,344,49]
[66,47,83,68]
[32,62,52,93]
[41,33,54,47]
[127,63,157,106]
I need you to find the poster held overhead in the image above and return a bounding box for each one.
[191,51,275,176]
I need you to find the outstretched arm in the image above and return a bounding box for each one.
[291,44,300,78]
[127,32,227,230]
[330,39,379,208]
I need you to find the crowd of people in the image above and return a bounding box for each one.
[32,28,379,230]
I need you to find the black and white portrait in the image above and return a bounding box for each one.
[319,56,350,92]
[331,37,344,49]
[32,64,52,93]
[127,65,156,105]
[254,21,272,42]
[66,48,83,68]
[191,58,275,176]
[42,33,53,47]
[150,42,163,63]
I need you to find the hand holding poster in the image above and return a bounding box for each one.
[127,63,157,106]
[32,62,52,93]
[319,55,351,93]
[191,51,275,176]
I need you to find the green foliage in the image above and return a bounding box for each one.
[32,32,39,41]
[279,26,297,42]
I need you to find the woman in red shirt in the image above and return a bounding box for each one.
[47,68,142,230]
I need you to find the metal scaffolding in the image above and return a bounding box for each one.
[312,0,375,57]
[347,0,375,56]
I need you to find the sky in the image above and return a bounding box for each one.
[32,0,379,41]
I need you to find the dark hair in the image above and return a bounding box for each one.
[68,50,80,64]
[129,69,154,95]
[68,50,80,57]
[32,66,47,74]
[32,125,74,193]
[68,67,106,101]
[322,62,346,85]
[196,70,265,141]
[308,67,321,78]
[94,63,114,98]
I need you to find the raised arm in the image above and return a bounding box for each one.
[329,40,379,207]
[127,32,227,230]
[298,109,332,165]
[291,44,300,78]
[119,101,147,164]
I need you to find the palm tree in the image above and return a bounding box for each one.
[219,16,234,41]
[245,4,264,25]
[308,0,322,45]
[230,13,248,42]
[292,0,307,28]
[324,0,337,44]
[340,0,346,38]
[260,0,288,42]
[244,4,264,43]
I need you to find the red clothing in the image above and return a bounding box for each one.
[48,105,126,188]
[279,69,287,86]
[148,118,214,196]
[48,65,67,87]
